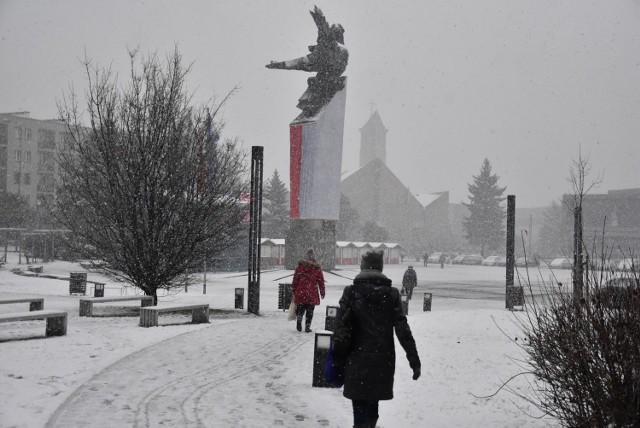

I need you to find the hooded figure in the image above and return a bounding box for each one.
[337,249,421,428]
[401,265,417,299]
[291,247,325,332]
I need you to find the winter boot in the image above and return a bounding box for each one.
[296,319,302,332]
[354,424,368,428]
[305,324,312,333]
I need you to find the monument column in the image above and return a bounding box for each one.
[266,6,348,270]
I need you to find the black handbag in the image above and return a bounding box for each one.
[332,310,353,359]
[324,287,355,387]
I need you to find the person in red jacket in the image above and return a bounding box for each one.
[291,247,325,332]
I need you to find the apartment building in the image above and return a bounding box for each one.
[0,112,70,208]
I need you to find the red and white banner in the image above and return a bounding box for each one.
[289,85,346,221]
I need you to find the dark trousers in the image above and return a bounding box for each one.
[352,400,379,425]
[295,304,315,327]
[402,285,415,299]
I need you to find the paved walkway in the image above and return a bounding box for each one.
[46,315,345,427]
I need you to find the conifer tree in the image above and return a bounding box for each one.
[536,200,571,259]
[462,158,507,257]
[337,194,362,240]
[262,170,289,238]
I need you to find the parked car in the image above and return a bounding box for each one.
[461,254,483,265]
[452,255,466,265]
[600,276,639,307]
[617,258,639,272]
[516,256,539,267]
[493,256,507,267]
[481,256,506,266]
[549,257,572,269]
[427,253,443,265]
[588,259,619,271]
[605,276,637,288]
[427,252,453,264]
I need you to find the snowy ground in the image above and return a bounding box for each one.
[0,252,569,427]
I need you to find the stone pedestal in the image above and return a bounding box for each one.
[286,219,336,270]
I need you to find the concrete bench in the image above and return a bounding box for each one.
[27,265,43,274]
[140,304,209,327]
[79,295,154,317]
[0,310,67,336]
[0,298,44,311]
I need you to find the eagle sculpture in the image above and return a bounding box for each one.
[266,6,348,119]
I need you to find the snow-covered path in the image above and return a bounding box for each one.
[46,316,345,427]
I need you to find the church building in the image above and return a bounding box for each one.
[341,111,453,256]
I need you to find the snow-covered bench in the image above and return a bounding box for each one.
[0,297,44,311]
[0,310,67,336]
[139,304,209,327]
[79,295,154,317]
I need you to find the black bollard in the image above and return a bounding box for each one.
[235,288,245,309]
[69,272,87,295]
[423,292,432,311]
[312,331,333,388]
[325,305,339,331]
[94,283,105,298]
[278,283,292,311]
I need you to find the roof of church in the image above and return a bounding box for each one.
[413,193,443,208]
[360,110,386,130]
[341,158,445,210]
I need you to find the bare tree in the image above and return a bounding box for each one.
[506,267,640,427]
[567,149,603,211]
[484,153,637,427]
[566,149,603,299]
[55,49,248,303]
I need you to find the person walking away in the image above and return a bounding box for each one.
[336,249,421,428]
[402,265,417,299]
[291,247,325,332]
[439,253,446,269]
[423,252,429,267]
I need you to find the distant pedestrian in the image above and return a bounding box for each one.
[423,252,429,267]
[336,249,421,428]
[402,265,417,299]
[439,253,446,269]
[291,247,325,333]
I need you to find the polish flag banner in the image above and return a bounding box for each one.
[289,86,346,221]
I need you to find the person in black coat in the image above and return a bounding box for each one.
[401,265,417,299]
[337,249,421,428]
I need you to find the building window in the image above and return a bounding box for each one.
[24,172,31,185]
[16,128,22,138]
[39,151,52,164]
[14,150,21,162]
[38,129,56,149]
[25,129,32,140]
[25,151,31,163]
[14,171,21,184]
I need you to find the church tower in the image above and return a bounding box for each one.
[359,111,387,168]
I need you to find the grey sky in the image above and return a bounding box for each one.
[1,0,638,207]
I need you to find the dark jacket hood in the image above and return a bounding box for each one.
[354,269,392,286]
[353,269,393,303]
